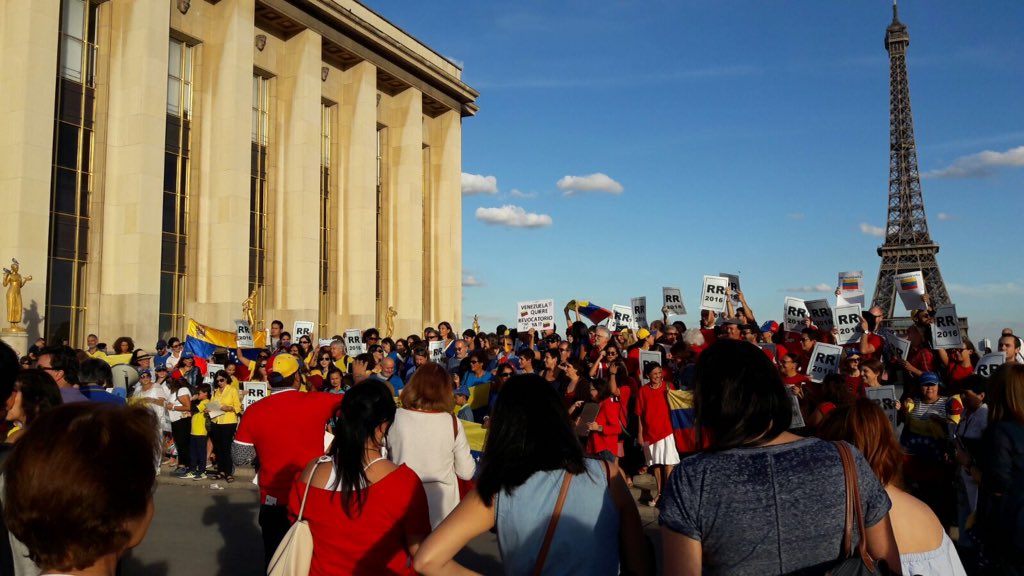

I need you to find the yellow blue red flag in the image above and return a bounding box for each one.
[185,318,266,359]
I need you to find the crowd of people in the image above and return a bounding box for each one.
[0,291,1021,575]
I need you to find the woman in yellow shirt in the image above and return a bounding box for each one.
[207,370,242,482]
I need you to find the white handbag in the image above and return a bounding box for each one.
[267,456,331,576]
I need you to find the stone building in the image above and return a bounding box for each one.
[0,0,477,349]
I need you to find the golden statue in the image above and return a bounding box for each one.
[3,259,32,333]
[472,314,480,334]
[385,306,397,339]
[242,287,258,332]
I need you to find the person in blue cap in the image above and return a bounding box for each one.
[454,385,472,422]
[901,371,957,526]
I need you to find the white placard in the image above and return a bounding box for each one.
[975,352,1005,377]
[700,276,729,313]
[834,304,863,346]
[886,333,911,361]
[783,297,809,332]
[930,304,962,349]
[611,304,637,332]
[428,340,444,364]
[516,299,555,331]
[837,270,865,306]
[805,299,834,332]
[807,342,843,383]
[235,320,254,348]
[241,381,269,412]
[318,338,334,349]
[631,297,649,328]
[720,272,741,305]
[293,321,314,340]
[788,389,806,429]
[865,385,898,428]
[662,287,686,315]
[203,363,225,385]
[344,329,362,357]
[896,271,926,311]
[639,350,662,386]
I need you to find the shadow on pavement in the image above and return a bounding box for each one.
[119,555,169,576]
[201,494,264,576]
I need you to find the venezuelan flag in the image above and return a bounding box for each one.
[841,278,860,290]
[567,299,612,325]
[184,318,267,359]
[459,419,488,454]
[100,353,134,367]
[667,388,702,453]
[900,277,919,291]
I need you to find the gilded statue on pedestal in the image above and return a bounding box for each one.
[2,259,32,333]
[472,314,480,334]
[385,306,397,339]
[242,288,258,331]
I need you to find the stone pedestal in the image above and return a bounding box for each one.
[0,330,29,357]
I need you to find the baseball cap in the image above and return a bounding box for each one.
[155,362,168,372]
[156,339,168,350]
[761,321,780,334]
[180,351,194,360]
[269,353,299,378]
[918,372,941,386]
[636,328,651,340]
[454,385,470,398]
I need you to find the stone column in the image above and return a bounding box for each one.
[383,88,424,336]
[0,0,60,339]
[192,0,255,328]
[335,61,377,332]
[430,110,462,329]
[96,0,170,346]
[269,28,321,330]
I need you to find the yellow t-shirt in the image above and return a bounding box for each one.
[333,356,352,373]
[192,399,209,436]
[211,385,241,425]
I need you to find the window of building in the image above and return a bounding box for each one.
[250,74,271,326]
[318,102,334,335]
[46,0,98,345]
[159,37,193,340]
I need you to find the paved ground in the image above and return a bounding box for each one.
[123,464,663,575]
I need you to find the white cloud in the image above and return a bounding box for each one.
[937,212,953,221]
[461,173,498,195]
[462,275,483,287]
[475,205,553,229]
[859,223,885,237]
[923,145,1024,179]
[784,283,833,293]
[509,188,536,199]
[948,282,1024,298]
[788,212,805,220]
[556,173,623,196]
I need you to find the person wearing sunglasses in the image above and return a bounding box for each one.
[462,350,492,422]
[207,369,241,482]
[131,368,170,457]
[307,348,335,392]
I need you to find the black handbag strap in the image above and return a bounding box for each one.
[834,442,873,565]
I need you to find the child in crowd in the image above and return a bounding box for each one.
[454,386,473,422]
[184,383,212,480]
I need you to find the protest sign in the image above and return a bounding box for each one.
[807,342,842,383]
[662,287,686,315]
[720,272,741,305]
[610,304,637,332]
[700,276,729,313]
[837,270,865,306]
[930,304,962,349]
[344,329,362,357]
[978,338,991,353]
[429,340,444,364]
[865,385,899,429]
[886,333,911,362]
[788,389,806,429]
[516,299,555,332]
[235,320,254,348]
[631,297,649,328]
[639,350,662,386]
[896,271,926,311]
[241,381,269,412]
[805,299,834,332]
[783,297,809,332]
[293,321,314,340]
[834,304,863,346]
[975,352,1005,377]
[318,338,334,348]
[203,363,225,385]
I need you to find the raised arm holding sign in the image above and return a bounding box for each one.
[930,304,962,349]
[662,287,686,316]
[895,271,926,311]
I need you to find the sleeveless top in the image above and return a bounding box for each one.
[495,459,619,575]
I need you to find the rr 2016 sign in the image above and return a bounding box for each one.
[344,329,363,357]
[783,297,809,333]
[428,340,444,364]
[700,276,729,313]
[720,272,741,305]
[807,342,842,383]
[805,299,834,332]
[293,321,314,340]
[930,304,962,349]
[662,287,686,316]
[631,297,648,328]
[975,352,1005,377]
[865,385,898,429]
[833,304,863,346]
[610,304,637,332]
[242,381,269,412]
[235,320,254,348]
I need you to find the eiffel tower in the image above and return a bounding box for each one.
[871,1,957,331]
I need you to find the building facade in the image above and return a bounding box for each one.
[0,0,477,348]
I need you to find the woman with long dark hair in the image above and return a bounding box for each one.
[207,369,241,482]
[163,377,193,476]
[660,340,900,575]
[2,369,62,448]
[413,374,649,575]
[287,380,430,575]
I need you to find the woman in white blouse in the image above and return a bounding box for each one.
[389,363,475,528]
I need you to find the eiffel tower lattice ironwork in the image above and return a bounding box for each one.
[871,2,952,322]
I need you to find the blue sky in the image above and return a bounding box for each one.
[367,1,1024,344]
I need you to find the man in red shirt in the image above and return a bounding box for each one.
[232,353,342,566]
[858,305,886,361]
